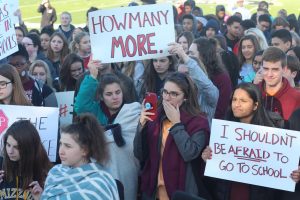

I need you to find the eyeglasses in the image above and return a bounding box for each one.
[161,89,183,98]
[9,62,27,68]
[0,81,12,89]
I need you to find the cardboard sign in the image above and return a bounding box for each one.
[0,0,18,60]
[55,91,75,127]
[0,105,59,162]
[89,3,175,63]
[205,119,300,192]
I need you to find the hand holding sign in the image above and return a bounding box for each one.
[291,166,300,183]
[87,54,102,79]
[201,146,212,162]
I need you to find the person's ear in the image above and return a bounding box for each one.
[253,102,258,111]
[291,71,297,78]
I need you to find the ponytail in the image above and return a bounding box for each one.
[61,113,108,164]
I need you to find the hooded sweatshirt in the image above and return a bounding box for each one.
[258,78,300,120]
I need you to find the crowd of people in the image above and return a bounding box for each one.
[0,0,300,199]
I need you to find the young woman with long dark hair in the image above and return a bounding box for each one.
[134,72,210,200]
[202,83,280,200]
[0,120,52,200]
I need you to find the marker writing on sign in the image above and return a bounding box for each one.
[91,10,169,34]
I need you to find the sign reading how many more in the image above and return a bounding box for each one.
[0,105,59,162]
[0,0,18,60]
[89,3,175,63]
[205,119,300,192]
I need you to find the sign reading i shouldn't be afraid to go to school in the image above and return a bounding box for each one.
[205,119,300,192]
[88,4,175,63]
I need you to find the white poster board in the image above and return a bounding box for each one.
[89,3,175,63]
[0,0,18,60]
[55,91,75,127]
[0,105,59,162]
[205,119,300,192]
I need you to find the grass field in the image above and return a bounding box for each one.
[20,0,300,28]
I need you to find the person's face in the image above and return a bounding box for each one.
[182,18,193,32]
[70,61,84,80]
[189,43,200,59]
[257,21,270,32]
[153,57,171,75]
[6,136,20,162]
[50,35,64,53]
[102,83,123,114]
[8,55,29,78]
[60,13,71,26]
[237,0,244,7]
[217,11,225,19]
[197,21,203,31]
[292,38,298,48]
[206,28,216,38]
[262,60,284,89]
[227,22,241,38]
[192,9,201,17]
[231,88,257,123]
[78,35,91,54]
[252,55,262,72]
[271,37,291,53]
[178,36,189,53]
[15,29,24,44]
[22,37,37,56]
[0,75,13,104]
[184,5,192,14]
[40,33,50,51]
[59,133,87,168]
[283,67,297,81]
[259,3,268,10]
[72,28,83,40]
[162,81,185,107]
[32,66,47,83]
[241,39,255,61]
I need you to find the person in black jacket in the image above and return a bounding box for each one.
[37,0,57,29]
[7,44,57,107]
[0,120,52,200]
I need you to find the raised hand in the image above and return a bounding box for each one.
[87,54,102,79]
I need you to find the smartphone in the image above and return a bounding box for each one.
[144,92,158,121]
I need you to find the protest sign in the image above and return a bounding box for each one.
[89,3,175,63]
[55,91,75,126]
[0,0,18,60]
[0,105,59,162]
[205,119,300,192]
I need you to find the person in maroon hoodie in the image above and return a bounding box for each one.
[258,47,300,120]
[134,72,210,200]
